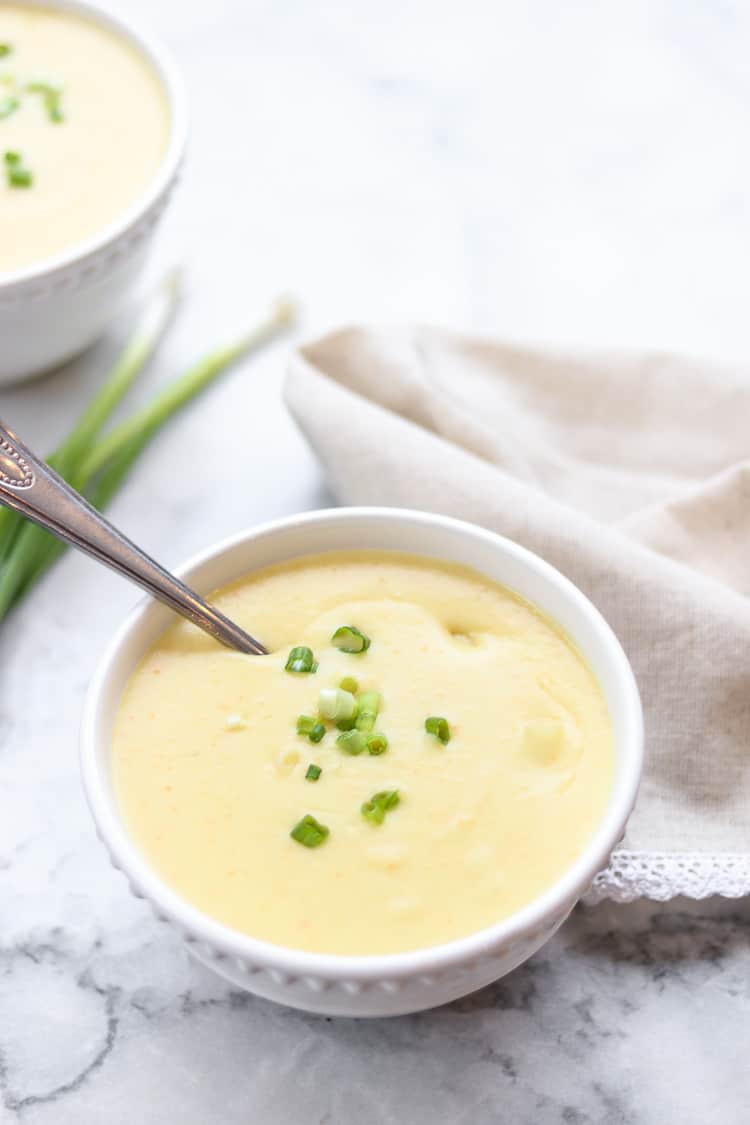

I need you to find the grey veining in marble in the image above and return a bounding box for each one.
[2,0,750,1120]
[0,897,747,1123]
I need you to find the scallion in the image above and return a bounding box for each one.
[331,625,371,653]
[0,288,296,621]
[339,676,358,694]
[336,717,357,731]
[336,729,367,755]
[0,44,12,58]
[0,96,19,119]
[290,814,329,847]
[0,270,181,601]
[355,691,381,734]
[318,687,357,723]
[367,732,388,756]
[425,716,451,744]
[7,164,31,187]
[4,149,31,188]
[296,714,325,743]
[361,789,400,826]
[285,646,315,674]
[305,763,322,781]
[26,80,64,123]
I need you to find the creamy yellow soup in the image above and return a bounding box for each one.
[113,552,614,956]
[0,4,169,272]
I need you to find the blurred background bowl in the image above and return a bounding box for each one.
[0,0,188,384]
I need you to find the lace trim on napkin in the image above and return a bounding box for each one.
[584,851,750,903]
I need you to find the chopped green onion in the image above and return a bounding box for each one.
[361,789,400,826]
[336,729,367,755]
[298,715,325,742]
[27,80,64,123]
[290,814,329,847]
[331,625,371,653]
[0,96,19,119]
[367,732,388,756]
[339,676,359,694]
[0,44,12,58]
[318,687,357,722]
[305,763,322,781]
[336,717,357,731]
[8,168,31,187]
[425,716,451,744]
[355,691,381,734]
[285,646,315,674]
[4,151,31,188]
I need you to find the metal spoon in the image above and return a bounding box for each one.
[0,420,267,655]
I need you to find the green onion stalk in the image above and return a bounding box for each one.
[0,283,296,620]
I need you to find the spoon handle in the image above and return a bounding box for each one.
[0,421,267,655]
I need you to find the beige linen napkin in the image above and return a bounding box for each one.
[284,327,750,901]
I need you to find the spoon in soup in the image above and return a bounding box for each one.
[0,420,267,655]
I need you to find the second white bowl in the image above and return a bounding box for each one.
[80,508,643,1017]
[0,0,188,383]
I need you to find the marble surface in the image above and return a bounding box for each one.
[1,0,750,1120]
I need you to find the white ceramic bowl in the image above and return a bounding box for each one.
[81,508,643,1017]
[0,0,187,383]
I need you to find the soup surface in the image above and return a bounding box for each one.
[112,552,614,955]
[0,4,169,272]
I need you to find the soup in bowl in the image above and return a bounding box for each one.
[0,0,186,381]
[81,509,643,1016]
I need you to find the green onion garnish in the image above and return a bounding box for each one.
[355,691,381,733]
[339,676,359,694]
[367,732,388,756]
[285,646,316,674]
[27,80,64,123]
[0,96,19,120]
[336,729,367,755]
[297,714,325,742]
[425,716,451,744]
[318,687,357,723]
[331,625,371,653]
[361,789,400,826]
[0,44,12,58]
[290,814,329,847]
[305,764,322,781]
[336,717,357,731]
[4,150,31,188]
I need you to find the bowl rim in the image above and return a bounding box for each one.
[0,0,188,290]
[80,506,644,982]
